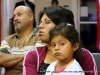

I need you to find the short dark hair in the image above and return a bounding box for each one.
[49,23,82,62]
[51,0,59,5]
[38,6,75,27]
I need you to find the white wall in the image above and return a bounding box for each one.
[34,0,73,18]
[34,0,78,30]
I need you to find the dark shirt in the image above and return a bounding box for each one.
[38,62,50,75]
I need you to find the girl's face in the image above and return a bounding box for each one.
[38,14,56,43]
[51,35,79,61]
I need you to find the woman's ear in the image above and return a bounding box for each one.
[73,43,79,51]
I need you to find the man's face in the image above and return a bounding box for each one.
[13,7,31,32]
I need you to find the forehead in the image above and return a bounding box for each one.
[51,35,67,42]
[41,14,51,20]
[13,7,27,14]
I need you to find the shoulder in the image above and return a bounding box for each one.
[80,48,97,75]
[81,48,94,62]
[71,59,83,70]
[25,50,36,59]
[25,46,47,60]
[46,60,58,72]
[64,59,84,75]
[82,48,92,55]
[2,34,15,44]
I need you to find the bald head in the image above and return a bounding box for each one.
[14,6,33,15]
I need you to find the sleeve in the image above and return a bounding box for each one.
[23,50,38,75]
[80,48,98,75]
[0,40,10,53]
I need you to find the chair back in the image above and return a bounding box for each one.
[92,53,100,75]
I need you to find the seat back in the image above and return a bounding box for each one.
[92,53,100,75]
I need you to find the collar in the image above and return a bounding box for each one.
[12,27,39,38]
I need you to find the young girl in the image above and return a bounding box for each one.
[45,23,85,75]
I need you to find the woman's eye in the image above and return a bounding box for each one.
[45,20,51,24]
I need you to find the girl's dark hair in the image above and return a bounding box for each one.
[49,23,82,62]
[38,6,75,27]
[51,0,59,5]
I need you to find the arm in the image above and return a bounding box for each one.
[79,48,98,75]
[23,50,38,75]
[0,52,24,68]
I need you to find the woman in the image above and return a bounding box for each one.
[23,6,97,75]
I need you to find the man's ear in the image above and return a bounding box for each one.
[30,14,33,21]
[73,43,79,51]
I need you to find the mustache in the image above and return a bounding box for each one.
[13,20,21,24]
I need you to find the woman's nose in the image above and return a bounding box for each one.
[38,23,44,29]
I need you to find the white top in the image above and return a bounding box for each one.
[45,59,85,75]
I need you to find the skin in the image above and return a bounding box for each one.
[0,52,24,68]
[51,35,79,70]
[39,14,56,43]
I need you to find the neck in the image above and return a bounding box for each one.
[44,44,56,64]
[55,58,74,71]
[18,28,33,39]
[59,58,74,67]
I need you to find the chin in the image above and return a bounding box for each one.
[40,39,48,44]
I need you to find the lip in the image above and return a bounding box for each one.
[14,22,21,26]
[39,31,44,35]
[54,52,61,56]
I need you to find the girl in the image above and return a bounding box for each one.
[45,23,84,75]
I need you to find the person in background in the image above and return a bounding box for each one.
[45,23,84,75]
[51,0,59,6]
[0,6,39,75]
[23,6,97,75]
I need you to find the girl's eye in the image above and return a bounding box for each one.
[60,43,65,46]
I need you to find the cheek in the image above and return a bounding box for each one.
[63,46,73,54]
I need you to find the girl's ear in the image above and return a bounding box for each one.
[73,43,79,51]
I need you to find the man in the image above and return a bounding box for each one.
[0,6,39,75]
[14,0,36,28]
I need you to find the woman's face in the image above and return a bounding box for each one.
[38,14,56,43]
